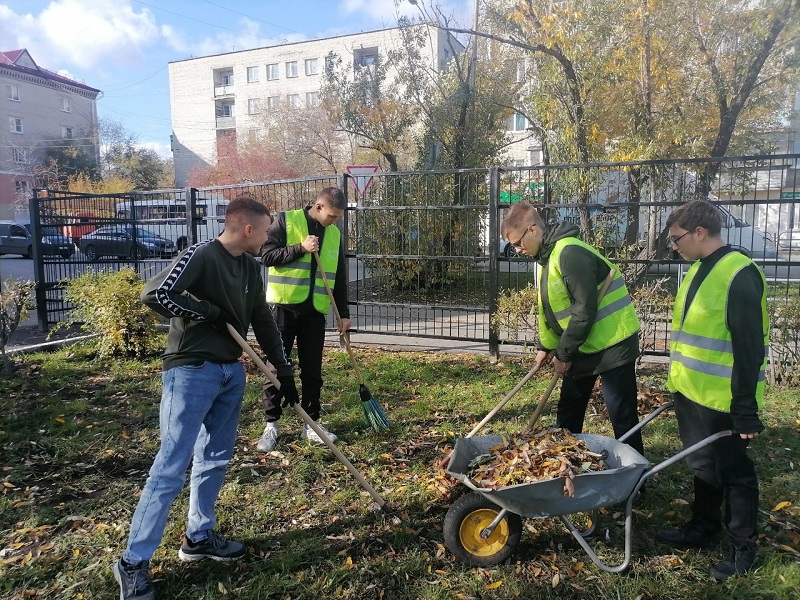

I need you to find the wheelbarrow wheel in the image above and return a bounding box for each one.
[444,492,522,567]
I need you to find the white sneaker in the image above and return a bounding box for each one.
[301,423,338,444]
[257,422,280,452]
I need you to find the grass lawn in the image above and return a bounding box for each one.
[1,342,799,599]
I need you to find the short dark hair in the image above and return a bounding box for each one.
[317,187,346,210]
[501,202,544,238]
[666,200,722,237]
[225,195,271,226]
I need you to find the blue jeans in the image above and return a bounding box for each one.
[123,361,246,563]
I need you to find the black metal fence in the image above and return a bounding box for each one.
[28,155,800,358]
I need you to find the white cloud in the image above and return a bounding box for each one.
[340,0,414,24]
[339,0,471,28]
[137,141,172,159]
[161,19,307,58]
[0,0,159,70]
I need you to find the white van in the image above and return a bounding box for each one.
[554,170,778,259]
[115,197,229,251]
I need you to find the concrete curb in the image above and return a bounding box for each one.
[6,334,98,356]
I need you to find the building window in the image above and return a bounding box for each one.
[306,91,320,107]
[9,117,22,133]
[15,180,29,195]
[287,94,301,108]
[285,61,298,78]
[266,96,279,110]
[62,126,74,139]
[267,63,279,80]
[61,97,71,112]
[515,60,526,83]
[354,47,379,69]
[246,66,260,83]
[222,73,234,86]
[11,147,26,163]
[247,98,261,114]
[305,58,319,76]
[506,112,527,132]
[216,103,235,117]
[6,84,19,101]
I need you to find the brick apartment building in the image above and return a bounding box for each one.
[1,49,100,219]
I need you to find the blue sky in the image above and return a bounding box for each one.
[0,0,470,158]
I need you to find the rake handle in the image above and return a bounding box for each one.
[226,323,387,508]
[312,251,367,387]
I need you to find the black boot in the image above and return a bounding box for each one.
[656,520,719,549]
[710,544,757,580]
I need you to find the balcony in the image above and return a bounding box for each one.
[216,116,236,129]
[214,85,235,97]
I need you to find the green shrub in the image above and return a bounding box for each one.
[767,293,800,386]
[52,267,161,358]
[491,284,538,347]
[0,278,36,376]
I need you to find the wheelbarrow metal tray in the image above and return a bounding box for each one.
[446,434,650,519]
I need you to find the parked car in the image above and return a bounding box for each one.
[499,237,519,258]
[62,211,97,244]
[0,221,74,258]
[77,226,177,261]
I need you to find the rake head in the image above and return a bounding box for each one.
[360,384,391,431]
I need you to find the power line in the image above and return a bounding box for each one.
[102,65,168,92]
[132,0,290,43]
[198,0,309,37]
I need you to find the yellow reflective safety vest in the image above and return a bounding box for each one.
[538,238,640,353]
[667,251,768,411]
[266,209,340,314]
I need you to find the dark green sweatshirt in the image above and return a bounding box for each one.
[535,221,639,378]
[141,239,291,374]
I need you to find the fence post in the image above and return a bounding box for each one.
[338,172,349,262]
[29,190,48,331]
[186,188,198,247]
[488,168,500,360]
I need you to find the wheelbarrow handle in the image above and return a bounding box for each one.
[225,323,389,511]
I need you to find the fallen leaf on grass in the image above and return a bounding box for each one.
[552,573,560,587]
[484,581,503,590]
[771,501,792,512]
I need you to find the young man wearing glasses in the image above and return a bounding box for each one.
[658,200,768,580]
[501,202,644,477]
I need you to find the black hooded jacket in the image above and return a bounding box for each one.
[535,222,639,378]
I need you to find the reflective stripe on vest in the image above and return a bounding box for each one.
[266,209,340,314]
[538,238,640,353]
[667,251,769,411]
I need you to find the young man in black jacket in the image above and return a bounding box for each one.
[501,203,644,462]
[658,200,767,580]
[113,196,299,600]
[257,187,350,451]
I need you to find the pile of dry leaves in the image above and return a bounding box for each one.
[466,428,607,496]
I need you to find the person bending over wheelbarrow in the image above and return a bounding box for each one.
[501,203,645,503]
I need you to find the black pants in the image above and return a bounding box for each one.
[556,361,644,455]
[673,392,759,549]
[261,306,326,422]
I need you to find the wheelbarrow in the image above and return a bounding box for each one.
[443,402,733,572]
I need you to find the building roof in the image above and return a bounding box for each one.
[0,48,101,95]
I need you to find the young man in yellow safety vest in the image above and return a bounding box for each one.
[657,200,768,580]
[501,203,645,476]
[257,187,351,451]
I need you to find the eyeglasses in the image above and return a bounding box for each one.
[669,229,694,246]
[509,226,534,249]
